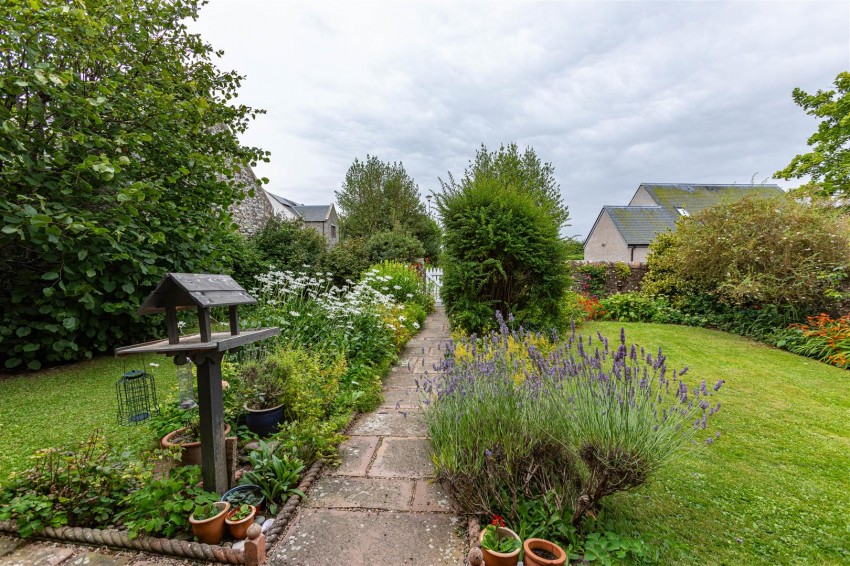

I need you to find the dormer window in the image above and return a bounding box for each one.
[675,207,690,217]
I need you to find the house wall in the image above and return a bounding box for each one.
[628,186,657,206]
[632,246,650,262]
[584,211,631,262]
[267,194,300,220]
[303,208,340,247]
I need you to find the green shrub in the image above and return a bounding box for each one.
[118,464,219,539]
[365,231,425,264]
[0,432,146,536]
[364,261,433,312]
[423,314,722,527]
[643,195,850,313]
[250,217,328,275]
[324,237,370,284]
[599,292,677,323]
[238,440,305,515]
[436,178,571,333]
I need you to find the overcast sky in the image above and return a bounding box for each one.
[193,1,849,239]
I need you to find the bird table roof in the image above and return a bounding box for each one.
[137,273,256,315]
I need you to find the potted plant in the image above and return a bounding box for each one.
[238,361,286,437]
[225,504,257,540]
[522,538,567,566]
[160,411,232,466]
[479,515,521,566]
[221,484,266,511]
[189,501,230,545]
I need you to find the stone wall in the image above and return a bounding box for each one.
[570,261,649,297]
[230,167,273,235]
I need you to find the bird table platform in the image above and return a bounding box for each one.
[116,273,278,494]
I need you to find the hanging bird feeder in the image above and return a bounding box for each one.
[116,368,159,425]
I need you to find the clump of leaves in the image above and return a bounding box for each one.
[239,440,305,515]
[191,502,225,522]
[0,432,144,536]
[229,504,253,521]
[480,516,521,554]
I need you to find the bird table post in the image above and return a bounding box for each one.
[116,273,278,494]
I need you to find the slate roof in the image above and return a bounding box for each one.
[264,192,335,222]
[294,205,333,222]
[637,183,783,214]
[137,273,255,314]
[604,206,677,246]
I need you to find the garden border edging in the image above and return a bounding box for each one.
[0,458,324,565]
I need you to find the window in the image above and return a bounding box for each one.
[330,224,337,239]
[675,207,690,217]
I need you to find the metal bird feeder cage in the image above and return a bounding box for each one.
[116,369,159,425]
[176,356,198,409]
[116,273,278,494]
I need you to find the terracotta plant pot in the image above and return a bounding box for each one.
[189,501,230,545]
[161,424,232,467]
[478,526,521,566]
[522,538,567,566]
[225,504,257,540]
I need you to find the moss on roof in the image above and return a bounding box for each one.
[640,183,783,214]
[604,206,677,245]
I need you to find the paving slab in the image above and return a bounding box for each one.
[379,387,419,410]
[270,509,463,565]
[349,411,427,437]
[305,477,414,511]
[382,370,419,389]
[0,543,74,566]
[411,480,456,513]
[332,435,379,477]
[0,538,22,560]
[368,437,435,478]
[68,552,134,565]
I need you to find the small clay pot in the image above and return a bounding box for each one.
[189,501,230,545]
[522,538,567,566]
[161,424,232,466]
[225,504,257,540]
[478,526,521,566]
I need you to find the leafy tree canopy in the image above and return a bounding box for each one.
[776,72,850,200]
[440,143,570,231]
[0,0,268,369]
[335,155,428,239]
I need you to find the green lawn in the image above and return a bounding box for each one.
[0,355,177,482]
[584,322,850,565]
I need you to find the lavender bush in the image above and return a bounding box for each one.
[422,313,722,526]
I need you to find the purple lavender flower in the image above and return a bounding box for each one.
[714,379,725,391]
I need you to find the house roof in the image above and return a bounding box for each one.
[294,205,333,222]
[603,206,677,246]
[637,183,783,214]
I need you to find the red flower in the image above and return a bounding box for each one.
[491,515,505,527]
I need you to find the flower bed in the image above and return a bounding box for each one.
[0,262,432,556]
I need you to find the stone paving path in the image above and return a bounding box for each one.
[269,306,465,566]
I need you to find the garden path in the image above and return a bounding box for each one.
[268,305,465,565]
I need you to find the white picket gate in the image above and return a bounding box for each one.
[424,267,443,304]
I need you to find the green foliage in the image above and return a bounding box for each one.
[250,217,328,275]
[576,263,608,298]
[0,432,145,536]
[437,174,571,333]
[229,504,253,521]
[564,238,585,260]
[442,143,570,230]
[335,155,435,257]
[272,419,348,468]
[237,359,287,411]
[191,502,225,522]
[775,72,850,200]
[642,195,850,314]
[0,0,268,370]
[239,440,306,515]
[365,261,432,311]
[365,231,425,264]
[324,237,370,285]
[480,524,521,554]
[599,293,686,324]
[118,465,219,539]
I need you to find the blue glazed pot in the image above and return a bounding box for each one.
[244,403,284,437]
[221,484,265,512]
